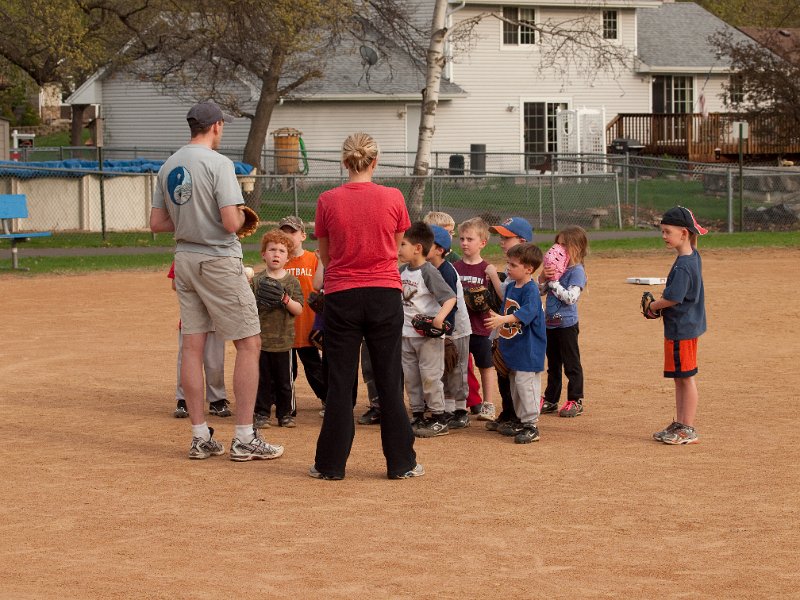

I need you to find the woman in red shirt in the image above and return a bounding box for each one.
[310,132,422,480]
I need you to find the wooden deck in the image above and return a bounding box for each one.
[606,113,800,162]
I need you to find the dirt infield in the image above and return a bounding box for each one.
[1,248,798,599]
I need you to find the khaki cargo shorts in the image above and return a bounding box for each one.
[174,252,260,341]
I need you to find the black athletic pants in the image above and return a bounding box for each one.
[544,324,584,402]
[255,350,295,420]
[313,287,416,479]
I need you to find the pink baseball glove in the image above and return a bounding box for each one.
[543,243,569,281]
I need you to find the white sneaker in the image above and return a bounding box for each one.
[188,427,224,459]
[230,430,284,461]
[477,402,496,421]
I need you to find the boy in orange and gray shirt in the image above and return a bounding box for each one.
[279,216,328,411]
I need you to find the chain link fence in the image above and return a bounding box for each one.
[2,149,798,249]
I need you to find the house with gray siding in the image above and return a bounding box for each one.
[68,1,749,170]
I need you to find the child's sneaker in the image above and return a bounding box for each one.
[357,407,381,425]
[254,413,271,429]
[477,402,496,421]
[661,424,699,445]
[174,399,189,419]
[469,403,484,415]
[278,416,296,428]
[514,424,540,444]
[230,430,284,461]
[652,421,681,442]
[188,426,225,459]
[541,399,559,414]
[414,417,449,438]
[209,399,232,417]
[558,400,583,418]
[485,420,502,432]
[498,420,524,437]
[448,410,470,429]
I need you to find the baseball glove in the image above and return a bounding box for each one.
[236,206,260,239]
[543,243,570,281]
[411,314,454,338]
[463,286,493,313]
[307,290,325,314]
[256,276,287,310]
[492,339,510,378]
[641,291,662,319]
[444,338,459,375]
[309,329,324,351]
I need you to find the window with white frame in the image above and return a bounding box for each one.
[729,74,744,106]
[503,7,536,45]
[602,10,618,40]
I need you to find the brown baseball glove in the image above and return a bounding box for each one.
[492,339,510,378]
[641,291,662,319]
[236,206,260,239]
[309,329,324,351]
[444,338,460,375]
[463,286,492,313]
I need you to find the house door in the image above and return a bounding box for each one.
[652,76,693,140]
[523,102,567,170]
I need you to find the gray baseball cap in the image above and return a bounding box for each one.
[186,101,234,127]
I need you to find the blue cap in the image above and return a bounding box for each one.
[490,217,533,242]
[430,225,452,252]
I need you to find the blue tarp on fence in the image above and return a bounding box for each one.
[0,158,254,178]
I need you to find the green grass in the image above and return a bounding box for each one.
[3,232,796,274]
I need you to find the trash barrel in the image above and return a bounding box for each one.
[470,144,486,175]
[272,128,303,174]
[449,154,465,175]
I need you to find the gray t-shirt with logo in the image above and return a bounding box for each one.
[153,144,244,257]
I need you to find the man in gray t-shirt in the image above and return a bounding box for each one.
[150,101,284,462]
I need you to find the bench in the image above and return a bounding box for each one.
[0,194,52,270]
[589,208,609,230]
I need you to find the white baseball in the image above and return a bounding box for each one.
[244,267,255,279]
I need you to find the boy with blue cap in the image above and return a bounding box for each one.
[428,225,473,428]
[486,217,535,435]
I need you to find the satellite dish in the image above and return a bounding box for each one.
[360,45,379,67]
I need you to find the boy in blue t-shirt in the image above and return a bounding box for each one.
[484,243,546,444]
[645,206,707,445]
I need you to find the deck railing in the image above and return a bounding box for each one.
[606,113,800,160]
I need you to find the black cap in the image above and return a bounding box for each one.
[660,206,708,235]
[186,101,234,127]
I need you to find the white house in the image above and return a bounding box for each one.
[68,1,752,169]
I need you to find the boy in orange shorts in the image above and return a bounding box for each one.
[645,206,707,445]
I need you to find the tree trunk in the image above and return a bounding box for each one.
[241,69,281,209]
[408,0,449,220]
[70,105,87,146]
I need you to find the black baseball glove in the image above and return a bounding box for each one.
[411,314,454,338]
[256,276,287,310]
[307,290,325,314]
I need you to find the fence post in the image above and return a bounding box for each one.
[537,176,543,230]
[727,168,734,233]
[98,146,107,241]
[633,167,639,227]
[615,171,622,228]
[550,169,557,231]
[293,177,299,216]
[623,152,629,208]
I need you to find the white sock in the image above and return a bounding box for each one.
[235,425,255,442]
[191,422,211,441]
